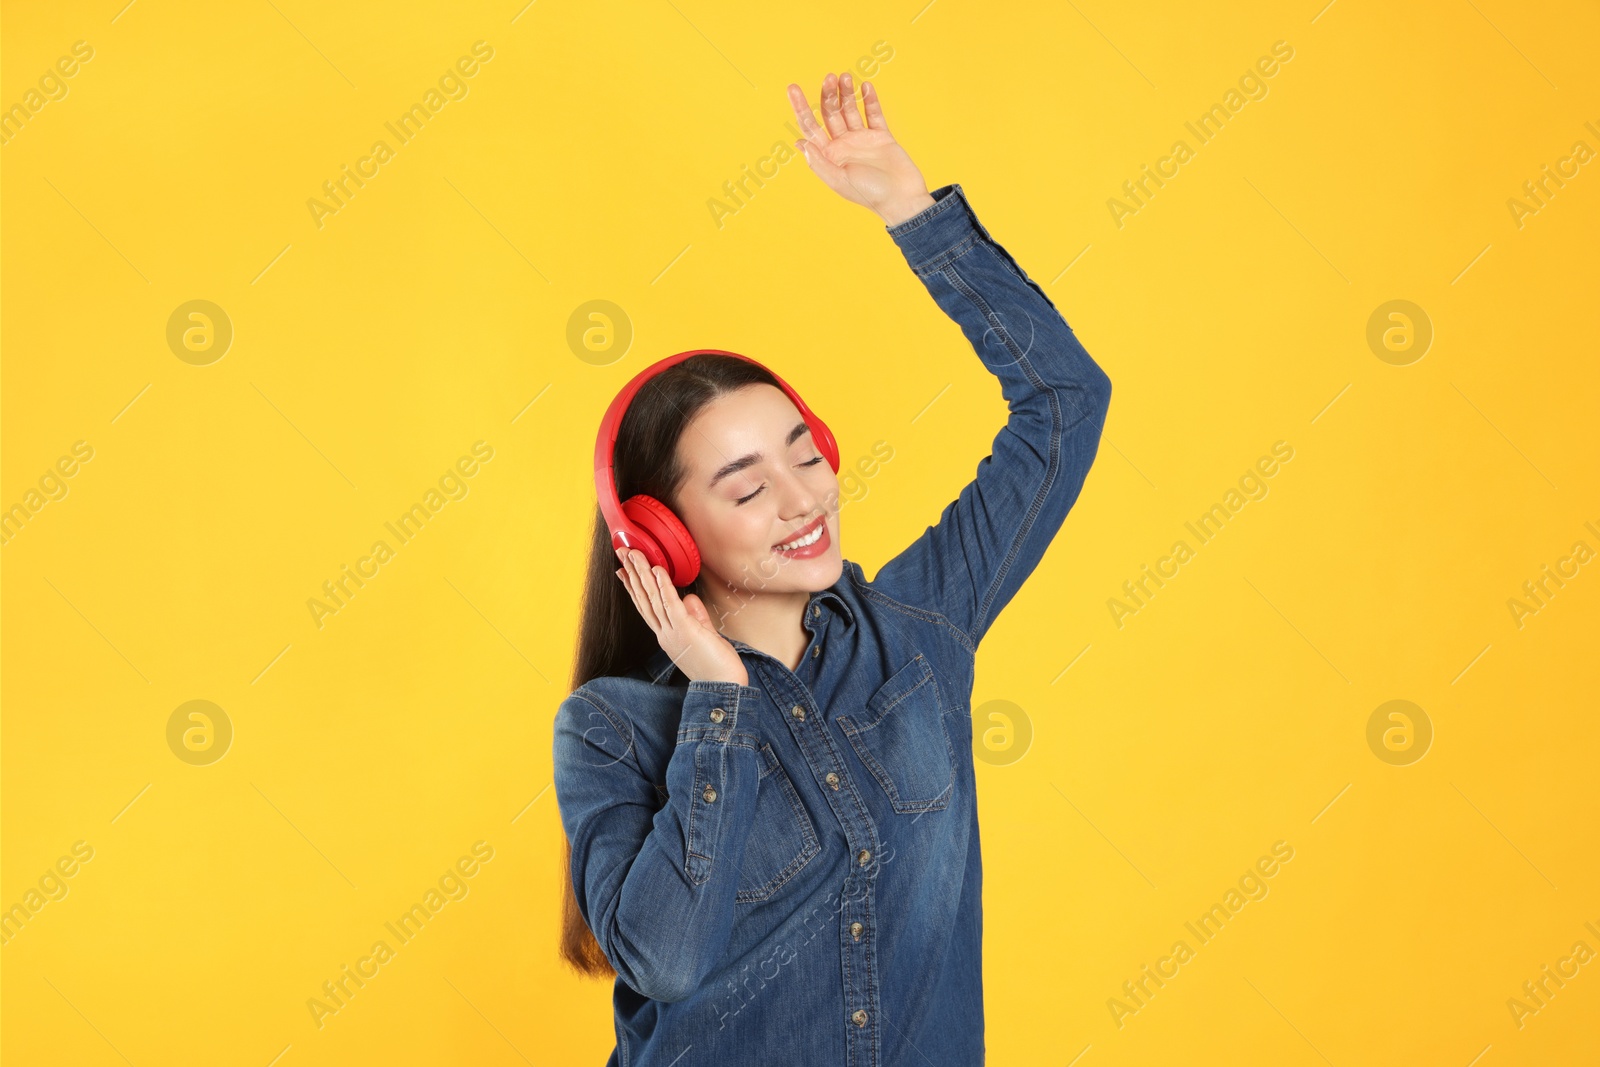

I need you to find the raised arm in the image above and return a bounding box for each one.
[873,183,1112,648]
[790,74,1113,650]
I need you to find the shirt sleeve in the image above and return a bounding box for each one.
[870,182,1113,650]
[552,678,765,1003]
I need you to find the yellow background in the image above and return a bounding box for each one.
[4,0,1597,1063]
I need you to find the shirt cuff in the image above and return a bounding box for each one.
[885,183,982,273]
[679,679,762,742]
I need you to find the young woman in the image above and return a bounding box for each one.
[553,72,1112,1065]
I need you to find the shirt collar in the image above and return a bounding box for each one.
[646,574,857,685]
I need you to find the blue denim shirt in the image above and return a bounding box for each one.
[553,183,1112,1066]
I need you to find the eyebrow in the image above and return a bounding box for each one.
[708,421,812,489]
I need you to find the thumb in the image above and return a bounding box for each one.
[681,592,712,626]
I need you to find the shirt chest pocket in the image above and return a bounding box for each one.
[836,652,955,814]
[735,742,821,905]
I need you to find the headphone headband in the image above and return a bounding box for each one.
[593,348,839,586]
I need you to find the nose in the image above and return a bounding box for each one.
[775,463,823,520]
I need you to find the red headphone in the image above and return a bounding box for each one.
[594,348,840,587]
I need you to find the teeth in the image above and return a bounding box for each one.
[776,525,823,551]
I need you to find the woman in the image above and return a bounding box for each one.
[553,72,1113,1065]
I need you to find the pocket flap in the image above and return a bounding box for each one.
[865,652,934,723]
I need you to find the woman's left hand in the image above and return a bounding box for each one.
[786,73,936,227]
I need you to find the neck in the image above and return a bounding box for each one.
[701,582,811,670]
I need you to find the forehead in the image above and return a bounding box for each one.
[677,383,804,472]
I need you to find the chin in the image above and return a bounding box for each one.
[796,554,844,590]
[721,548,843,595]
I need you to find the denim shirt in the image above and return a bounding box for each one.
[552,183,1112,1066]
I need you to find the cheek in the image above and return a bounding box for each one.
[697,506,770,555]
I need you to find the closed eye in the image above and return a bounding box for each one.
[734,455,827,506]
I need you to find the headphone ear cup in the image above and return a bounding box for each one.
[621,494,702,588]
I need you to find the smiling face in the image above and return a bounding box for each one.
[669,383,843,598]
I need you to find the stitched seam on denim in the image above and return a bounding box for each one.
[845,563,978,656]
[676,725,759,748]
[885,183,965,239]
[567,691,643,775]
[910,232,982,277]
[941,254,1062,646]
[838,704,954,813]
[864,661,933,721]
[736,747,821,903]
[838,720,904,806]
[684,742,705,884]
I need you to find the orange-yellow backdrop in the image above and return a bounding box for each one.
[4,1,1597,1064]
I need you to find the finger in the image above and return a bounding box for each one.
[837,72,865,131]
[786,83,827,142]
[621,552,663,631]
[787,84,834,167]
[652,566,689,627]
[637,555,668,622]
[818,72,848,139]
[861,80,890,131]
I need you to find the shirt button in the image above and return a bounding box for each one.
[850,921,863,940]
[791,705,806,721]
[825,772,840,790]
[709,707,725,723]
[811,645,820,658]
[702,785,717,803]
[857,849,871,867]
[851,1009,868,1027]
[811,604,821,619]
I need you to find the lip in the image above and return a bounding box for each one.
[773,514,828,555]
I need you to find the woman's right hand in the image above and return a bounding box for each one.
[616,548,749,687]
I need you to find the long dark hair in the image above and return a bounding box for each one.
[558,352,782,979]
